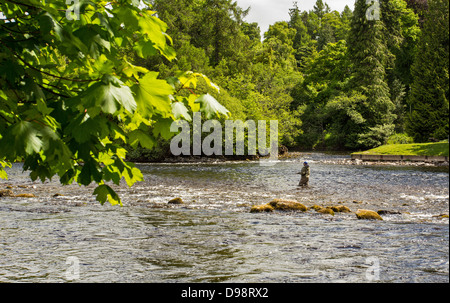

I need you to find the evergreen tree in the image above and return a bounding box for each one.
[292,40,351,149]
[347,0,396,147]
[289,2,311,50]
[289,2,314,69]
[406,0,449,142]
[198,0,249,67]
[342,5,353,21]
[338,5,353,41]
[381,0,420,133]
[313,0,330,19]
[405,0,429,27]
[317,11,342,50]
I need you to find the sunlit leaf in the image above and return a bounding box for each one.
[195,94,231,120]
[134,72,174,118]
[93,184,122,206]
[172,102,192,121]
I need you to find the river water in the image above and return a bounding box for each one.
[0,153,448,283]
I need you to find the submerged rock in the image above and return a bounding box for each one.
[250,204,274,213]
[168,197,184,205]
[250,199,307,213]
[377,210,401,215]
[268,199,308,212]
[356,209,383,221]
[0,189,14,197]
[331,205,352,213]
[15,193,36,198]
[433,214,449,219]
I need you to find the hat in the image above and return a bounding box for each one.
[304,162,308,165]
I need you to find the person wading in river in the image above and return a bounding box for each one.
[298,162,310,187]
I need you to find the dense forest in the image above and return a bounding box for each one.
[0,0,448,204]
[141,0,449,155]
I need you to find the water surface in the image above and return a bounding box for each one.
[0,153,448,282]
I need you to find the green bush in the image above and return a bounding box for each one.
[387,133,415,145]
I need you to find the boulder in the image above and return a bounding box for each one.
[278,145,289,156]
[316,207,335,216]
[250,204,274,213]
[168,197,184,205]
[331,205,352,213]
[268,199,308,212]
[356,209,383,221]
[0,189,14,197]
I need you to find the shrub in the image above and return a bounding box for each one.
[387,133,415,145]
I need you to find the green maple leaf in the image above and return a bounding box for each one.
[83,75,136,115]
[128,129,156,149]
[11,121,44,155]
[93,184,122,206]
[195,94,231,120]
[134,72,174,118]
[172,102,192,121]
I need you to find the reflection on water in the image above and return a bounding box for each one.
[0,154,448,282]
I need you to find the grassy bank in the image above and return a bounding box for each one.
[355,142,449,157]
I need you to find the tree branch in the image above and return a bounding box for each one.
[4,0,39,10]
[0,40,100,83]
[37,83,71,99]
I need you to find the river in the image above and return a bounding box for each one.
[0,153,448,283]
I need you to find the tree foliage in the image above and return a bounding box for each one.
[292,0,429,150]
[0,0,227,205]
[1,0,447,200]
[406,0,449,142]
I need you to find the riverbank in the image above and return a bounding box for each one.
[351,154,449,165]
[354,142,449,157]
[148,152,449,168]
[349,142,449,166]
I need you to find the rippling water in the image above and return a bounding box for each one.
[0,153,448,282]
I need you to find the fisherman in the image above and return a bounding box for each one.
[298,162,310,187]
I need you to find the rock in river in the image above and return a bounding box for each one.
[377,210,401,215]
[316,207,335,216]
[268,199,308,212]
[0,189,14,197]
[168,197,184,205]
[250,204,274,213]
[15,193,36,198]
[250,199,308,213]
[310,205,335,216]
[356,209,383,221]
[330,205,352,213]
